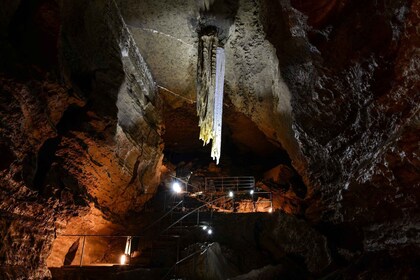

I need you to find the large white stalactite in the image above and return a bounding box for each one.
[212,47,225,164]
[197,33,225,164]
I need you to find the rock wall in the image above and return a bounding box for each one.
[259,0,419,272]
[225,0,302,172]
[0,70,84,279]
[0,0,164,278]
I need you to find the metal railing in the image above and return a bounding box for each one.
[161,243,211,280]
[143,200,184,232]
[54,202,215,269]
[194,191,273,213]
[51,178,273,276]
[54,233,181,268]
[204,176,255,192]
[161,196,226,234]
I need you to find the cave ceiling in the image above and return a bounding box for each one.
[119,0,198,107]
[117,0,297,165]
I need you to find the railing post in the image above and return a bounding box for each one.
[252,193,256,212]
[80,236,86,267]
[177,237,180,262]
[270,192,273,210]
[210,194,213,220]
[222,177,224,192]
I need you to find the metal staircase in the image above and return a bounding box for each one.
[50,176,273,279]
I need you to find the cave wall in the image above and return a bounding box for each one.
[0,0,418,278]
[224,0,303,171]
[259,0,419,264]
[0,0,164,278]
[0,67,83,279]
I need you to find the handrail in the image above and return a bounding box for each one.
[59,191,273,239]
[60,234,134,237]
[142,199,184,233]
[59,233,181,238]
[161,196,226,234]
[169,174,200,192]
[60,200,184,238]
[161,244,211,280]
[56,190,273,269]
[204,176,255,192]
[193,191,273,213]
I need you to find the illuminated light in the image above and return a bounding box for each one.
[190,191,203,197]
[202,225,208,230]
[207,229,213,235]
[120,254,127,265]
[250,190,254,195]
[268,207,273,213]
[228,191,234,198]
[172,182,182,194]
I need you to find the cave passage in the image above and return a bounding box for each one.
[161,93,308,217]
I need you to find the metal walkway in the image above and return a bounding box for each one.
[49,176,273,279]
[204,176,255,193]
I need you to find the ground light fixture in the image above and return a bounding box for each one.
[120,254,127,265]
[202,225,212,235]
[172,181,182,194]
[250,189,254,195]
[228,191,234,198]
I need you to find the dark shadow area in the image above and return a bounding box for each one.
[8,0,60,70]
[0,142,15,172]
[56,105,90,134]
[33,136,61,190]
[197,0,240,44]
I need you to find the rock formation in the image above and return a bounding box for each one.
[0,0,418,279]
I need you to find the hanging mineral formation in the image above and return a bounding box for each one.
[197,0,216,11]
[197,33,225,164]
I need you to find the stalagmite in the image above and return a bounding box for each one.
[197,33,225,164]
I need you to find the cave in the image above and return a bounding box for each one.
[0,0,419,279]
